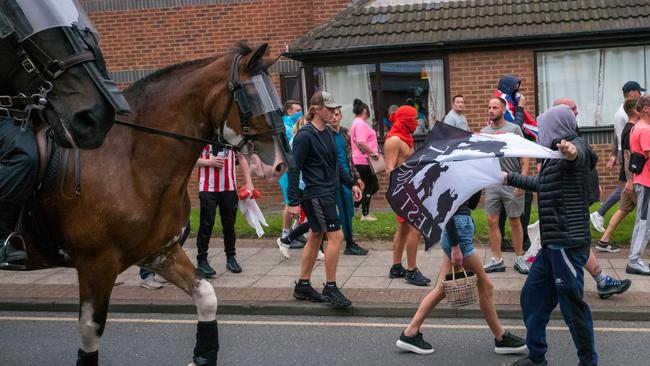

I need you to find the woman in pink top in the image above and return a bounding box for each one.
[350,99,380,221]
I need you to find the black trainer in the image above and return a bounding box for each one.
[598,276,631,299]
[395,331,434,354]
[321,284,352,308]
[197,260,217,278]
[389,263,406,278]
[344,242,369,256]
[511,357,547,366]
[226,256,242,273]
[293,281,325,302]
[494,331,527,354]
[404,268,430,286]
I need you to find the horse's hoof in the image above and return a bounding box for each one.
[76,349,98,366]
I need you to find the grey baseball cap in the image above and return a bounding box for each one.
[309,91,341,109]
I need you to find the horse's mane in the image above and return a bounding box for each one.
[125,42,256,95]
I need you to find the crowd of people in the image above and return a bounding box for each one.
[126,75,647,366]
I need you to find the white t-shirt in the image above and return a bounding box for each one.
[613,103,627,151]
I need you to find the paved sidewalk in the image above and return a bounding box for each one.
[1,238,649,319]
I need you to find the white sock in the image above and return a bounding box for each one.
[281,229,290,239]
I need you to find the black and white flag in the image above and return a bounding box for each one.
[386,122,562,250]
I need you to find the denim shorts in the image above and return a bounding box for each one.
[440,215,476,259]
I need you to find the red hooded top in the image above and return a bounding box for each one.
[387,105,418,148]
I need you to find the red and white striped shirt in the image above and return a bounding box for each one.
[198,145,237,192]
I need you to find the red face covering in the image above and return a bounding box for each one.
[387,105,418,148]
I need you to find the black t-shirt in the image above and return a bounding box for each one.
[619,122,634,182]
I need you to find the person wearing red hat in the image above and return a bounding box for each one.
[384,105,431,286]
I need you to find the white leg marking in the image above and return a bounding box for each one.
[192,279,218,321]
[78,302,101,352]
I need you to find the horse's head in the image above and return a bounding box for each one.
[0,0,129,149]
[209,44,292,180]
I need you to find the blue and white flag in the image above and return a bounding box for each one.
[386,122,562,250]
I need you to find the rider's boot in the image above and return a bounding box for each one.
[0,202,28,270]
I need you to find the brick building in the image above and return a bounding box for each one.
[82,0,650,206]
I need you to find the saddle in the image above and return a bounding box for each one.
[6,128,78,270]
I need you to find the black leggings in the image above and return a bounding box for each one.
[355,164,379,216]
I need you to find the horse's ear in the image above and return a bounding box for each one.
[260,54,281,71]
[246,44,269,72]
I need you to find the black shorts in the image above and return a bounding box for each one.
[302,196,340,233]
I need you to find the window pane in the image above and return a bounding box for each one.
[281,74,302,104]
[313,64,377,129]
[537,45,649,127]
[379,60,445,135]
[602,46,647,125]
[537,49,600,127]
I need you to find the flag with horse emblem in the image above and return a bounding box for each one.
[386,122,562,250]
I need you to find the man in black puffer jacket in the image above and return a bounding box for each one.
[507,105,597,366]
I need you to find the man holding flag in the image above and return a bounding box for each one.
[508,105,598,366]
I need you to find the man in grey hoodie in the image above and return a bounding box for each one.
[507,105,597,366]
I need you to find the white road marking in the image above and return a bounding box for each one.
[0,316,648,333]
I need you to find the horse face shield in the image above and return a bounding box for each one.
[237,74,294,169]
[0,0,130,115]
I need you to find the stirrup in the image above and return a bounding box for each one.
[0,232,28,270]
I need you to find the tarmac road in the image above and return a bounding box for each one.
[0,311,647,365]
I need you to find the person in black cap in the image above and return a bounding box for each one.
[287,91,362,308]
[590,81,645,233]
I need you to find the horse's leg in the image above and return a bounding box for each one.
[75,257,121,366]
[155,244,219,366]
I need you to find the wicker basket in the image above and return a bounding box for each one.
[443,267,479,308]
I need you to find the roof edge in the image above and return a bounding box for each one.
[284,28,650,63]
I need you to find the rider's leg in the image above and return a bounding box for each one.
[0,117,38,269]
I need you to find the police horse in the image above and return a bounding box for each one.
[1,2,291,366]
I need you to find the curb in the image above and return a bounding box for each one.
[2,299,650,321]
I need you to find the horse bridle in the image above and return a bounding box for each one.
[115,52,287,154]
[0,28,98,124]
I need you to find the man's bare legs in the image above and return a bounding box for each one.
[299,231,323,280]
[404,227,421,270]
[282,205,292,238]
[487,214,503,260]
[509,217,524,257]
[392,222,409,266]
[299,229,345,283]
[391,222,428,285]
[599,209,629,244]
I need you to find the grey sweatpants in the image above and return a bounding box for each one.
[629,184,650,263]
